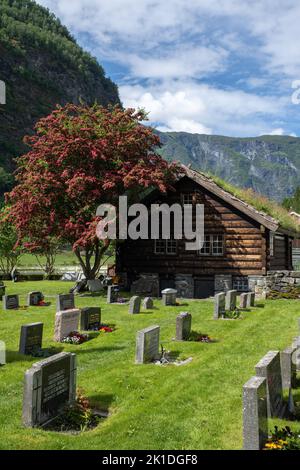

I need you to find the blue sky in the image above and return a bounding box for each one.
[37,0,300,137]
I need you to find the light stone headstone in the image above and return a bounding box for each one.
[255,350,286,418]
[246,292,255,308]
[87,280,103,293]
[281,346,297,390]
[243,376,268,450]
[80,307,101,331]
[27,291,44,307]
[22,352,76,427]
[176,312,192,341]
[3,294,19,310]
[225,290,237,311]
[161,288,177,306]
[54,309,80,342]
[213,292,225,319]
[56,293,75,312]
[136,325,160,364]
[240,293,248,309]
[292,336,300,372]
[107,285,119,304]
[143,297,153,310]
[19,323,43,356]
[0,340,6,365]
[129,296,141,314]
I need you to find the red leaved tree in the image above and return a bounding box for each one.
[7,104,178,279]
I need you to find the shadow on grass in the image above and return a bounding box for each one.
[7,346,64,363]
[88,393,115,411]
[254,303,265,308]
[75,346,126,355]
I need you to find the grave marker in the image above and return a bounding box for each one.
[22,352,76,427]
[19,323,43,356]
[255,350,286,418]
[87,280,103,293]
[243,376,268,450]
[161,288,177,306]
[225,290,237,311]
[246,292,255,308]
[213,292,225,319]
[80,307,101,331]
[240,293,248,309]
[3,294,19,310]
[27,291,44,307]
[0,282,6,297]
[129,296,141,314]
[54,309,80,342]
[107,285,119,304]
[0,340,6,365]
[136,325,160,364]
[56,293,75,312]
[176,312,192,341]
[281,346,297,390]
[143,297,153,310]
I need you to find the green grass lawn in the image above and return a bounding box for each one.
[0,281,300,450]
[17,252,115,268]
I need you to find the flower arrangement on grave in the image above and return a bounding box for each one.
[117,297,127,303]
[222,309,241,319]
[263,426,300,450]
[99,324,116,333]
[189,331,214,343]
[38,300,47,306]
[62,331,89,345]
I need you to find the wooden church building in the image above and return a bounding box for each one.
[116,166,296,298]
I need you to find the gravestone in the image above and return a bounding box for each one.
[213,292,225,319]
[246,292,255,308]
[129,296,141,314]
[87,280,103,293]
[281,346,297,390]
[161,288,177,306]
[136,325,160,364]
[225,290,237,311]
[107,285,119,304]
[176,312,192,341]
[56,293,75,312]
[292,336,300,371]
[27,291,44,307]
[3,294,19,310]
[255,350,286,418]
[0,340,6,365]
[240,293,248,309]
[0,282,6,297]
[143,297,153,310]
[19,323,43,356]
[80,307,101,331]
[22,352,76,427]
[54,309,80,342]
[243,376,268,450]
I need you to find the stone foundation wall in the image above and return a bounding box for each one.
[250,271,300,298]
[131,273,160,297]
[175,274,194,298]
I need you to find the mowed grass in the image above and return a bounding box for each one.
[0,281,300,450]
[17,252,115,268]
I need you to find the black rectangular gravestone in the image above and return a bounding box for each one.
[107,285,119,304]
[255,350,286,418]
[136,325,160,364]
[56,293,75,312]
[80,307,101,331]
[3,294,19,310]
[281,346,297,390]
[27,292,44,307]
[176,312,192,341]
[19,323,43,355]
[22,352,76,427]
[243,376,268,450]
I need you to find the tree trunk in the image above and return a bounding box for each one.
[74,240,110,280]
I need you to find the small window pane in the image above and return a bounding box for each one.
[166,240,177,254]
[182,193,193,205]
[233,277,249,292]
[200,235,211,255]
[212,235,223,255]
[155,240,165,254]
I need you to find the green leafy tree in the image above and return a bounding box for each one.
[0,206,22,277]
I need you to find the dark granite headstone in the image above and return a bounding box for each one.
[176,312,192,341]
[19,322,43,355]
[22,352,76,427]
[107,285,119,304]
[243,376,268,450]
[143,297,153,310]
[136,325,160,364]
[27,291,44,307]
[56,293,75,312]
[3,294,19,310]
[255,350,286,418]
[80,307,101,331]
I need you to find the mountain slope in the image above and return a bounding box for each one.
[0,0,120,194]
[158,132,300,202]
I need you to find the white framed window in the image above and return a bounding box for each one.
[199,235,224,256]
[182,193,194,205]
[154,239,177,255]
[233,276,249,292]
